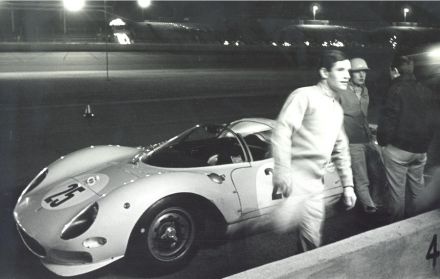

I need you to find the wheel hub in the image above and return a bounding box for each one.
[147,208,195,261]
[160,226,178,243]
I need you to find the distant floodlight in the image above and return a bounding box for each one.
[312,4,319,20]
[63,0,85,12]
[137,0,151,9]
[403,7,410,22]
[109,18,126,26]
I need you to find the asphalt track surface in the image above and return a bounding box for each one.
[0,51,414,278]
[6,210,369,279]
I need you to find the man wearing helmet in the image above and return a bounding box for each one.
[338,58,380,214]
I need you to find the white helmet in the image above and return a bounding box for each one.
[350,58,370,71]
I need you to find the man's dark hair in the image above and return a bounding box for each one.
[319,50,348,71]
[391,55,413,71]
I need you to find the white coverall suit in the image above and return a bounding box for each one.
[272,80,354,250]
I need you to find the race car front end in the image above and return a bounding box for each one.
[13,164,139,277]
[15,203,122,277]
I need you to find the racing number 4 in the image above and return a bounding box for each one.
[426,234,440,268]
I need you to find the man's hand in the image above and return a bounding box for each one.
[273,173,291,198]
[343,186,357,210]
[281,182,292,198]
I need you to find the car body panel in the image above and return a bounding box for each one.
[87,164,244,257]
[40,145,141,188]
[231,159,277,218]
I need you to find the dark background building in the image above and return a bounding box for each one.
[1,1,440,47]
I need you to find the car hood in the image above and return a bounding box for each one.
[14,145,167,239]
[71,159,170,197]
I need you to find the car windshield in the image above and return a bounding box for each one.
[227,120,273,161]
[142,124,246,168]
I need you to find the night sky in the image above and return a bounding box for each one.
[3,1,440,24]
[2,1,440,42]
[108,1,440,25]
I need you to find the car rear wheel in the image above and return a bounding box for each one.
[128,197,201,269]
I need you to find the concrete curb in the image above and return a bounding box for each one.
[226,209,440,279]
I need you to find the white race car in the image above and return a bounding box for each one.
[14,118,342,277]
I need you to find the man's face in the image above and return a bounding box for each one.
[350,70,367,86]
[326,59,351,91]
[401,57,414,74]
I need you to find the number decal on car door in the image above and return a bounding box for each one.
[44,184,86,208]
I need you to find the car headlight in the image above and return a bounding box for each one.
[61,202,99,240]
[18,168,48,201]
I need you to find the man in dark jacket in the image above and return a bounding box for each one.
[377,54,435,222]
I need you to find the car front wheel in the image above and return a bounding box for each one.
[128,197,200,269]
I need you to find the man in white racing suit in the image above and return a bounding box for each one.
[272,50,357,251]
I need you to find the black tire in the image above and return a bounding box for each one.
[128,196,202,270]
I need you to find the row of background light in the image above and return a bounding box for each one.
[109,16,400,48]
[69,1,440,63]
[63,1,411,23]
[63,0,151,12]
[223,39,398,49]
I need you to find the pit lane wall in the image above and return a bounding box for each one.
[227,209,440,279]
